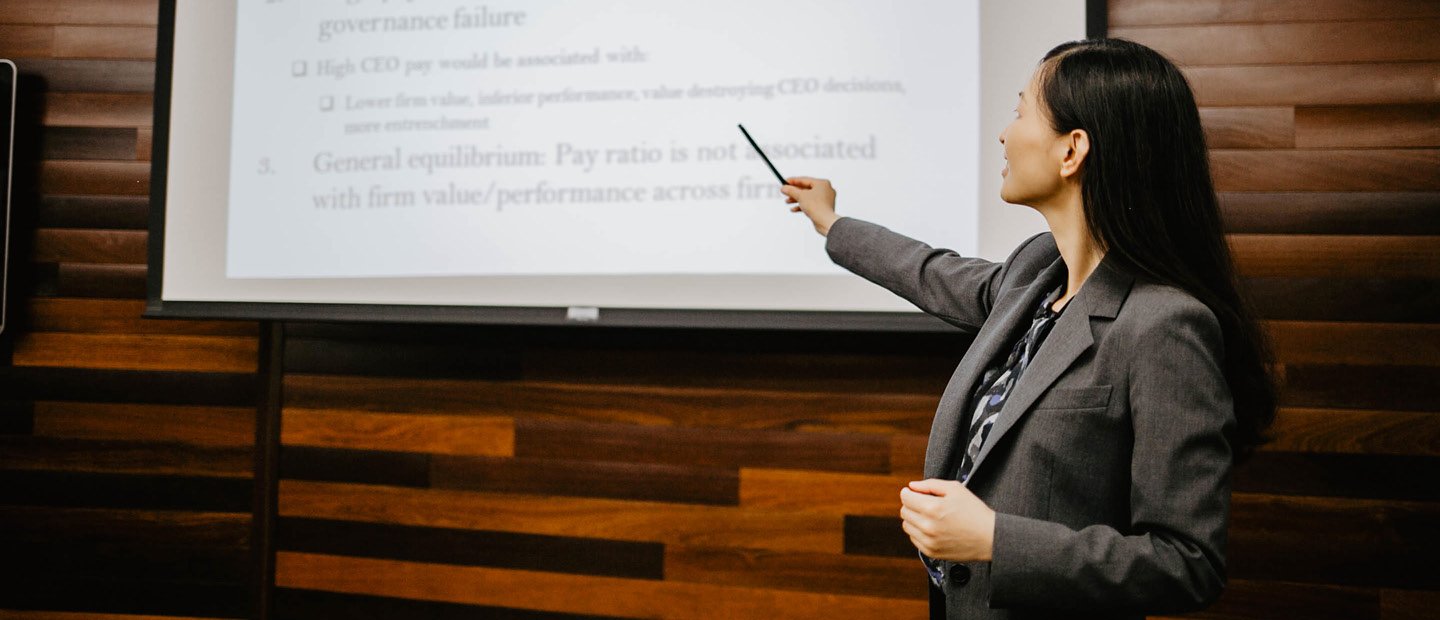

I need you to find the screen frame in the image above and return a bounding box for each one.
[0,59,14,337]
[144,0,1106,332]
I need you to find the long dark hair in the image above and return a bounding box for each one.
[1037,38,1277,466]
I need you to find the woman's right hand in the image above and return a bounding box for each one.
[779,176,840,237]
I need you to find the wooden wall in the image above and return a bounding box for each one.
[1,0,1437,618]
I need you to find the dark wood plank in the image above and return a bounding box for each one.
[277,517,665,580]
[515,417,892,474]
[1283,365,1440,412]
[1183,579,1379,620]
[34,262,149,298]
[25,298,256,336]
[0,470,251,512]
[1219,192,1440,235]
[1234,452,1440,502]
[1110,0,1440,26]
[0,436,252,477]
[39,160,149,195]
[285,374,939,436]
[281,407,512,456]
[1268,407,1440,457]
[1296,104,1440,148]
[279,446,430,488]
[1229,493,1440,589]
[33,228,146,264]
[843,515,911,558]
[430,453,738,505]
[43,92,153,127]
[11,332,257,373]
[274,587,633,620]
[54,25,156,60]
[666,546,926,600]
[37,195,147,230]
[0,0,159,26]
[14,58,155,93]
[1212,149,1440,192]
[280,480,843,553]
[1199,106,1293,148]
[1268,321,1440,367]
[1184,63,1440,106]
[0,577,246,618]
[1240,277,1440,323]
[1229,235,1440,279]
[284,334,521,379]
[1383,588,1440,620]
[1,367,257,407]
[41,126,138,160]
[1111,20,1440,65]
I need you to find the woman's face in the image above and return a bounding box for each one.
[998,67,1070,207]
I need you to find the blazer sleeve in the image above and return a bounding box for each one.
[986,298,1234,614]
[824,216,1044,333]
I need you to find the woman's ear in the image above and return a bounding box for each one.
[1059,129,1090,179]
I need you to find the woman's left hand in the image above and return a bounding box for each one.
[900,479,997,562]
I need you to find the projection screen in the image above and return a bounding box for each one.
[147,0,1102,330]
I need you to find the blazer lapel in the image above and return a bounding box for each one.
[962,253,1136,485]
[923,255,1068,479]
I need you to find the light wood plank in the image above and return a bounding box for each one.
[282,408,515,457]
[1110,0,1440,26]
[1228,234,1440,278]
[1112,20,1440,65]
[54,25,156,60]
[0,0,159,26]
[1212,149,1440,192]
[39,160,150,195]
[275,552,926,620]
[25,298,256,336]
[1184,63,1440,106]
[1296,104,1440,148]
[279,480,843,554]
[12,332,258,373]
[43,93,153,128]
[740,469,911,517]
[1200,106,1294,148]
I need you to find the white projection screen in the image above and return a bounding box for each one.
[147,0,1102,330]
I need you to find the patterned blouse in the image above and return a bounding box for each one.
[921,281,1068,589]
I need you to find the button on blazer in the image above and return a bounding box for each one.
[826,217,1234,619]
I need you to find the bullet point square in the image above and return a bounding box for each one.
[319,95,334,112]
[292,60,307,77]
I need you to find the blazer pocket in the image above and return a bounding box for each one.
[1032,385,1113,411]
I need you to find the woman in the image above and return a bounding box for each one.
[780,38,1276,619]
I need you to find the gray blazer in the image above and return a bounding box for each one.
[825,217,1233,619]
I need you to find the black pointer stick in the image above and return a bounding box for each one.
[738,124,788,186]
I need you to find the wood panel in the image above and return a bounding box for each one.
[274,552,927,619]
[42,92,153,128]
[1199,106,1293,148]
[1109,0,1440,26]
[1184,63,1440,106]
[1111,20,1440,65]
[39,160,150,195]
[1211,150,1440,192]
[12,332,258,372]
[1295,104,1440,148]
[0,0,159,26]
[278,480,844,554]
[1266,408,1440,457]
[33,228,146,264]
[280,408,512,456]
[1228,235,1440,279]
[285,374,940,435]
[1218,192,1440,235]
